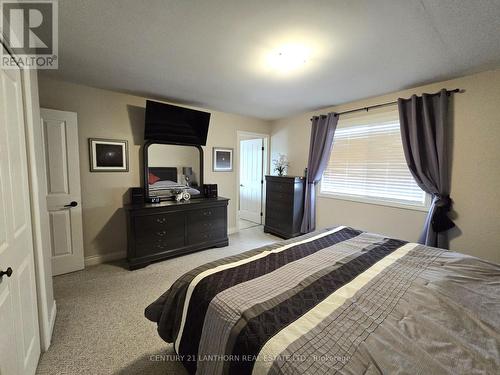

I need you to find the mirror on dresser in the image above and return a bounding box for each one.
[143,141,204,200]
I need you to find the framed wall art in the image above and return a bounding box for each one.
[89,138,129,172]
[212,147,233,172]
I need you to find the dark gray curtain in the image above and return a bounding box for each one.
[398,89,455,248]
[301,112,338,233]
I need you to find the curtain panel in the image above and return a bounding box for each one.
[301,112,338,233]
[398,89,455,248]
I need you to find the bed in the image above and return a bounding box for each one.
[145,226,500,374]
[148,167,201,198]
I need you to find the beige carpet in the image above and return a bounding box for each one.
[36,226,280,375]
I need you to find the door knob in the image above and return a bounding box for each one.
[0,267,13,279]
[64,201,78,208]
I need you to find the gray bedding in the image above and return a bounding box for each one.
[149,179,201,197]
[145,226,500,374]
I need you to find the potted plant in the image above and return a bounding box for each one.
[272,154,289,176]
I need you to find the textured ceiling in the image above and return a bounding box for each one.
[41,0,500,119]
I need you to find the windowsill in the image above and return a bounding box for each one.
[318,192,430,212]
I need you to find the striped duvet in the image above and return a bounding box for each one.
[145,226,500,374]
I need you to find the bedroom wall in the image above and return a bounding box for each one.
[270,69,500,263]
[37,76,271,262]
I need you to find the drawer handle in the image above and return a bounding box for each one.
[203,222,213,227]
[203,211,213,216]
[156,217,167,224]
[156,230,167,237]
[155,243,165,250]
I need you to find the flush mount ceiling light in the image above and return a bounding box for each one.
[265,44,310,75]
[250,32,330,79]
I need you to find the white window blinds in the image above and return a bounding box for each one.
[320,108,427,208]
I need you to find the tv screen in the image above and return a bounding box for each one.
[144,100,210,145]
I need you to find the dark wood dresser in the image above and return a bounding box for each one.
[264,176,305,239]
[125,197,229,269]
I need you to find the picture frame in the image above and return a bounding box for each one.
[89,138,129,172]
[213,147,233,172]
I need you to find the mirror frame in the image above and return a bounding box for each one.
[143,140,204,200]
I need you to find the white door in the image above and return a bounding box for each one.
[239,138,263,224]
[0,63,41,375]
[40,109,84,275]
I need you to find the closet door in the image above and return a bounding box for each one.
[0,63,41,374]
[41,108,84,275]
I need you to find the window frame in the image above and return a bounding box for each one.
[318,108,431,212]
[318,186,431,212]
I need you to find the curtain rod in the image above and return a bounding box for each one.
[311,88,464,120]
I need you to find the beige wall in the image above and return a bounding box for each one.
[38,76,271,259]
[271,69,500,263]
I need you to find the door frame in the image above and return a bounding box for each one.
[236,131,270,232]
[22,70,57,351]
[1,37,56,353]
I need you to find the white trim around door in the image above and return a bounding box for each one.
[22,70,57,352]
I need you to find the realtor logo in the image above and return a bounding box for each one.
[1,0,58,69]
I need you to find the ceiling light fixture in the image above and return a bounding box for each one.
[265,43,310,75]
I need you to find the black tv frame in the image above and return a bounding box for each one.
[144,100,210,146]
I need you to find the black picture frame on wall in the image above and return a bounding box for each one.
[213,147,233,172]
[89,138,129,172]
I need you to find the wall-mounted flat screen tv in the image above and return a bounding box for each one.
[144,100,210,145]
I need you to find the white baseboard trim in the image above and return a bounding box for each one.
[228,226,238,235]
[84,251,126,267]
[49,300,56,339]
[41,300,56,352]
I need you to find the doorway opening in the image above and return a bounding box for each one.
[237,132,269,232]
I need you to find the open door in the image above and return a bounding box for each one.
[239,138,264,225]
[0,57,41,375]
[40,109,85,275]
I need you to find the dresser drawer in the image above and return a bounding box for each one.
[187,229,226,245]
[187,206,226,236]
[265,216,291,232]
[266,206,292,220]
[266,198,294,214]
[134,212,185,242]
[189,219,225,234]
[136,236,185,256]
[189,206,225,223]
[266,190,293,203]
[267,182,293,194]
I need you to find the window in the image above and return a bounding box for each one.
[320,109,428,210]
